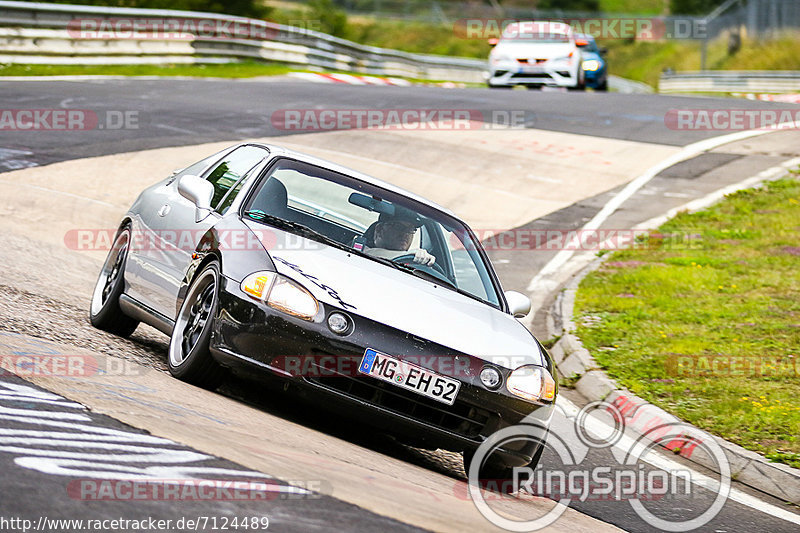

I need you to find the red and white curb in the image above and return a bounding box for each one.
[737,92,800,104]
[288,72,411,86]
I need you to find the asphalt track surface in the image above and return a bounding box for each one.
[0,77,789,171]
[0,371,422,533]
[2,79,800,532]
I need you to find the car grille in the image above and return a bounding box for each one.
[306,373,494,439]
[510,72,553,81]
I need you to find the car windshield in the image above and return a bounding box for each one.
[242,157,502,308]
[578,36,599,52]
[502,25,571,43]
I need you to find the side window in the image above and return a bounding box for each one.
[204,145,268,209]
[170,152,220,183]
[216,173,247,215]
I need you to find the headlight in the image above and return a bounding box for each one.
[582,59,601,71]
[551,54,574,64]
[241,271,319,320]
[506,365,556,403]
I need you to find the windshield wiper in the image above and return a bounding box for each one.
[243,211,352,253]
[372,257,459,290]
[408,266,458,290]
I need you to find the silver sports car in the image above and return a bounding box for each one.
[90,142,557,477]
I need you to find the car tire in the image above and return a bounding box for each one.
[568,69,587,91]
[168,261,226,390]
[487,83,512,89]
[89,225,139,337]
[597,79,608,91]
[463,437,546,492]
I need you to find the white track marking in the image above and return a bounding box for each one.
[155,123,197,135]
[527,125,800,292]
[633,157,800,231]
[0,178,116,207]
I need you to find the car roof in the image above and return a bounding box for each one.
[247,142,459,219]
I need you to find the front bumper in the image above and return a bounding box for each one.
[489,62,579,88]
[210,276,556,466]
[584,68,607,88]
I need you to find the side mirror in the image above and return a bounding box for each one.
[575,38,589,47]
[599,47,608,55]
[488,37,499,46]
[177,174,214,221]
[505,291,531,318]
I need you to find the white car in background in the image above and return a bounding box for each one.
[487,21,586,90]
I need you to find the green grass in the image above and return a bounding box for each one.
[600,0,667,14]
[346,19,491,58]
[0,61,483,87]
[3,2,798,87]
[603,34,800,89]
[0,62,294,78]
[573,173,800,468]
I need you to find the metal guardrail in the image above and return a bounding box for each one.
[660,70,800,94]
[0,0,487,82]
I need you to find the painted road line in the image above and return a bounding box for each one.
[632,156,800,232]
[527,124,800,294]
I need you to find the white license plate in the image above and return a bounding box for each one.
[358,348,461,405]
[519,65,545,74]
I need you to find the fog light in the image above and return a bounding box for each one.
[327,313,350,335]
[480,366,502,389]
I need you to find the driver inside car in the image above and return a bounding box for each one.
[364,214,436,266]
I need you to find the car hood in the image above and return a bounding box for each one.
[245,222,544,368]
[581,50,603,61]
[493,41,576,60]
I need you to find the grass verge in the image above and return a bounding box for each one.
[0,62,294,78]
[0,61,481,86]
[604,34,800,88]
[573,172,800,468]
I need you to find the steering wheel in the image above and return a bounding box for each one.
[393,253,450,281]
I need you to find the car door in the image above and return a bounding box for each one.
[124,150,228,313]
[136,145,269,319]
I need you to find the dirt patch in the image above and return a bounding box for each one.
[758,439,793,448]
[780,246,800,256]
[604,260,651,269]
[0,283,169,372]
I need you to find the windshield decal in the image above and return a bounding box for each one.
[272,256,357,311]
